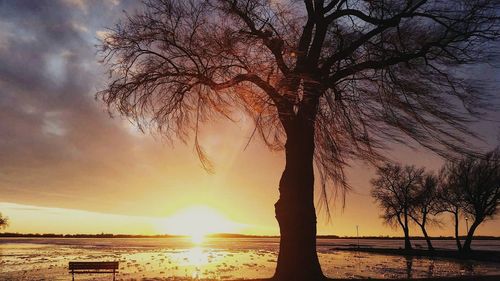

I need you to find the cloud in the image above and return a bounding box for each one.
[0,0,162,211]
[0,1,273,223]
[0,0,498,237]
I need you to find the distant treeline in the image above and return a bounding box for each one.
[0,233,182,238]
[1,232,499,240]
[318,235,500,240]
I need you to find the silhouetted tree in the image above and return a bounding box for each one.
[436,170,465,251]
[442,149,500,252]
[409,172,439,251]
[371,163,424,250]
[98,0,499,279]
[0,213,8,229]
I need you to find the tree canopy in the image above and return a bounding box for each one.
[99,0,500,190]
[441,148,500,251]
[371,163,424,249]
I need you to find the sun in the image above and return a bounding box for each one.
[190,232,205,244]
[157,205,242,244]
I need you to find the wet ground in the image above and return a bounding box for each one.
[1,238,499,280]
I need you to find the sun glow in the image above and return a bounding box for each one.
[157,206,243,244]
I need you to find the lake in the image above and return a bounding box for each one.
[1,237,500,280]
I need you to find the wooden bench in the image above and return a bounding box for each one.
[69,261,119,281]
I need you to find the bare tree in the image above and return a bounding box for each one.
[442,149,500,252]
[409,172,439,251]
[98,0,499,279]
[371,163,424,250]
[435,175,465,251]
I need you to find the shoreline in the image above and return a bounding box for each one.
[1,233,500,240]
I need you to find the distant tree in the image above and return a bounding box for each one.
[435,176,464,251]
[442,149,500,252]
[371,163,424,250]
[0,213,8,229]
[409,172,439,251]
[98,0,500,279]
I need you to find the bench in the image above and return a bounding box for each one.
[69,261,119,281]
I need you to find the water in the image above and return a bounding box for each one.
[1,237,499,280]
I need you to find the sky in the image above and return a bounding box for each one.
[0,0,499,238]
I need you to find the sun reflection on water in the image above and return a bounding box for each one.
[186,246,208,266]
[176,246,208,279]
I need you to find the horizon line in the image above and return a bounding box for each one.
[2,232,500,240]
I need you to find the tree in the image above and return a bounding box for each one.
[98,1,499,279]
[435,176,464,251]
[409,172,439,251]
[0,213,8,229]
[371,163,423,250]
[442,149,500,252]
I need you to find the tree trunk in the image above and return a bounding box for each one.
[462,219,481,253]
[403,210,412,250]
[420,224,434,251]
[403,226,412,251]
[453,211,462,252]
[273,101,324,281]
[410,212,433,251]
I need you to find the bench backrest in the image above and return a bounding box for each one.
[69,262,119,270]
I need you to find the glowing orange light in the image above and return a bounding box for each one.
[156,205,242,244]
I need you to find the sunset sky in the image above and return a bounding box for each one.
[0,0,499,238]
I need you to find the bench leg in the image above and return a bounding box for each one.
[113,269,116,281]
[72,270,74,281]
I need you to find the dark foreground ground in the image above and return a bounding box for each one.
[329,277,500,281]
[242,277,500,281]
[138,277,500,281]
[333,277,500,281]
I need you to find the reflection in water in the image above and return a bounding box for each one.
[353,249,363,277]
[460,261,475,276]
[185,247,207,279]
[1,239,500,280]
[427,260,435,278]
[185,247,207,266]
[405,256,413,279]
